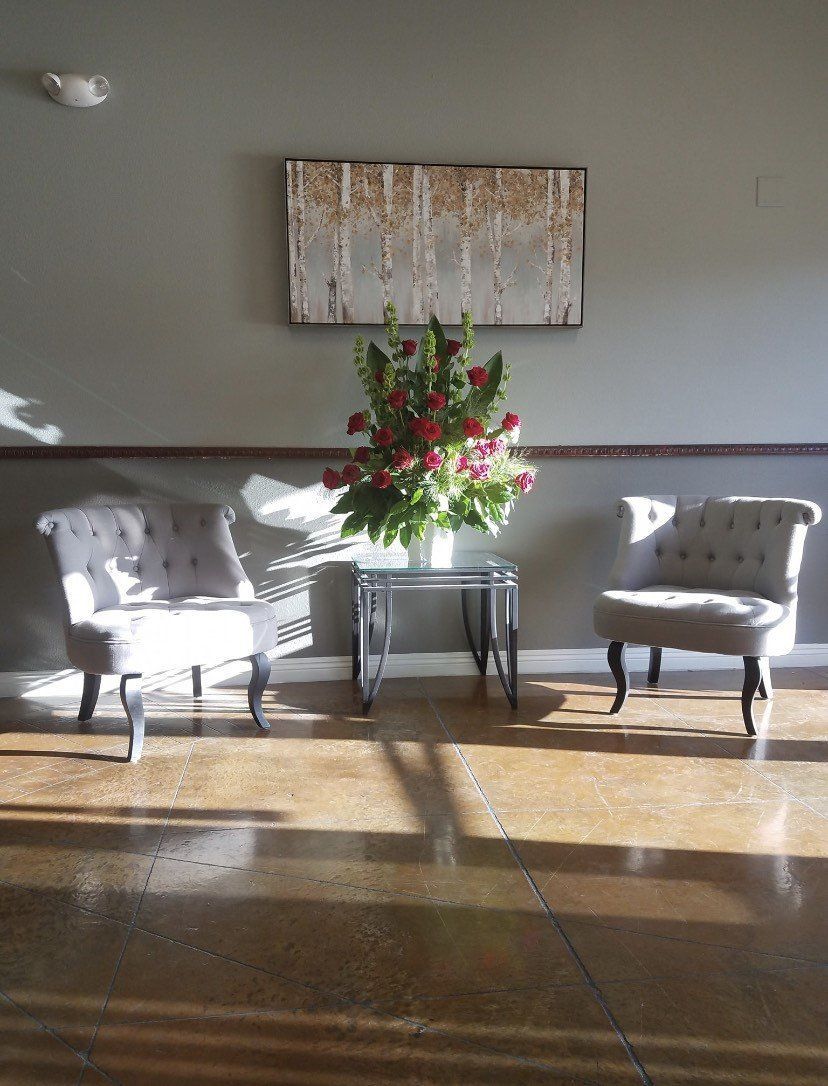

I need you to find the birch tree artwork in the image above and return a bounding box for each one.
[285,160,585,326]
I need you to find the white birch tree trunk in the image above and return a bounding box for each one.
[286,161,300,322]
[542,169,560,325]
[339,162,354,324]
[378,163,394,313]
[487,168,504,325]
[556,170,572,325]
[459,177,473,318]
[326,219,340,323]
[411,165,424,322]
[294,160,310,323]
[422,166,438,317]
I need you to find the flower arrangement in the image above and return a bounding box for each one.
[323,303,536,548]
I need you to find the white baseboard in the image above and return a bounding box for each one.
[2,644,826,699]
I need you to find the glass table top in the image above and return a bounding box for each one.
[352,550,516,573]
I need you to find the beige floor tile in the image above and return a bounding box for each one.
[97,928,321,1027]
[91,1002,578,1085]
[163,730,484,833]
[382,985,641,1084]
[0,882,127,1033]
[506,800,825,963]
[0,842,153,924]
[0,995,85,1085]
[0,738,193,854]
[160,808,539,912]
[454,738,784,813]
[601,966,828,1085]
[136,856,582,1003]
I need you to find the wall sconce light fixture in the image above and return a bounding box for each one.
[42,73,110,108]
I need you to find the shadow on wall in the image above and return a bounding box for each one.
[0,452,382,675]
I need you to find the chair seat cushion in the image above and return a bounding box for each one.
[67,596,278,675]
[593,584,795,656]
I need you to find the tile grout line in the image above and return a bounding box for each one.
[74,738,197,1085]
[420,681,654,1086]
[0,987,119,1085]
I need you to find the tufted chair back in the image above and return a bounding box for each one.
[609,496,821,606]
[36,504,254,627]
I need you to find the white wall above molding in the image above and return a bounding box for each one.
[3,644,826,699]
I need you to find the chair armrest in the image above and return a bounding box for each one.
[608,496,676,590]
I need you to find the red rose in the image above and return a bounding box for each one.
[423,451,443,470]
[373,427,395,447]
[463,417,484,438]
[341,463,361,485]
[322,468,342,490]
[387,388,408,410]
[467,366,489,387]
[455,455,469,472]
[374,371,384,384]
[371,469,392,490]
[515,470,535,493]
[426,391,446,411]
[502,411,520,432]
[422,420,442,442]
[347,411,367,435]
[408,417,427,436]
[353,446,371,463]
[446,339,462,356]
[401,339,417,356]
[470,461,491,481]
[392,448,414,470]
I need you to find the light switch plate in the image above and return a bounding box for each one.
[756,176,784,207]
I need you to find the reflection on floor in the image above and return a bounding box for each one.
[0,666,826,1084]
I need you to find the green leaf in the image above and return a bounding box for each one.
[330,493,354,514]
[428,315,448,360]
[399,524,412,548]
[366,341,394,373]
[410,488,423,505]
[464,351,504,418]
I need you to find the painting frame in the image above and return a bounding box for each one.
[284,157,587,328]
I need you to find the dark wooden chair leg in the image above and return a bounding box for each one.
[78,673,101,722]
[247,653,271,730]
[758,658,773,700]
[192,665,202,698]
[120,674,145,762]
[741,657,761,736]
[647,647,662,686]
[607,641,629,714]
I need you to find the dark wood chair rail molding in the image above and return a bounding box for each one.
[0,443,825,460]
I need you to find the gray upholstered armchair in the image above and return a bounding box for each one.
[593,496,821,734]
[36,503,278,761]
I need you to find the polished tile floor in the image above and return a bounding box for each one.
[0,666,826,1084]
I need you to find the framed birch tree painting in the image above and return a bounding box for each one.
[285,159,586,326]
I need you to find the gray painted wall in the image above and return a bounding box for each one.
[1,1,826,671]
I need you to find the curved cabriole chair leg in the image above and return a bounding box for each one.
[607,641,629,714]
[248,653,271,730]
[647,647,662,686]
[78,673,101,722]
[741,657,761,736]
[758,658,773,700]
[120,674,145,762]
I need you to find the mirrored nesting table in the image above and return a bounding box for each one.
[351,551,518,713]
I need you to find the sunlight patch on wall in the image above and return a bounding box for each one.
[0,388,62,444]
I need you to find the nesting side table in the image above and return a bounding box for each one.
[351,551,518,713]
